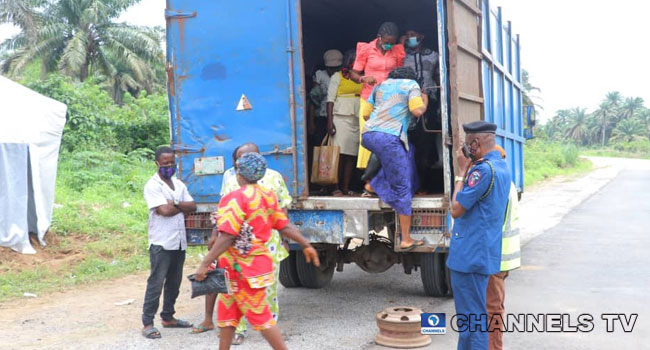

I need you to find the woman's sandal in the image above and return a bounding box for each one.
[398,239,425,252]
[332,190,344,197]
[361,190,376,198]
[232,333,245,345]
[142,327,162,339]
[190,324,214,334]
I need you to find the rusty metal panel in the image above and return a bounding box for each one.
[289,210,344,244]
[165,0,307,203]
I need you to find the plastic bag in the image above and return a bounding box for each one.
[187,268,229,298]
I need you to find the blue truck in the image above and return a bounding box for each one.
[165,0,524,296]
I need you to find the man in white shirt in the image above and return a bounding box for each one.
[141,146,197,339]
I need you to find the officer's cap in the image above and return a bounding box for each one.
[463,121,497,134]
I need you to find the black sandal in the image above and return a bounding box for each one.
[142,327,162,339]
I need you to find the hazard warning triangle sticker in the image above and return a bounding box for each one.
[236,94,252,111]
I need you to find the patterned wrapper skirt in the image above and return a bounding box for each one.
[361,131,419,216]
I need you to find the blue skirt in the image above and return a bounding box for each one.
[361,131,419,216]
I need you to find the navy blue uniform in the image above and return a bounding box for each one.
[447,150,511,350]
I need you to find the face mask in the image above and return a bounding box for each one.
[407,37,419,48]
[158,166,176,179]
[382,43,394,51]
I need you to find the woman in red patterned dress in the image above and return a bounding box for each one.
[195,152,319,350]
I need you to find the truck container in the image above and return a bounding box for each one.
[165,0,524,296]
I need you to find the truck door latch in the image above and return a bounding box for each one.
[261,145,293,156]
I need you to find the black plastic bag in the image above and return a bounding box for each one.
[187,268,229,298]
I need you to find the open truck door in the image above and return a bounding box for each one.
[165,0,307,207]
[446,0,524,190]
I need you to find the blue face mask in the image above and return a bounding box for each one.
[407,37,419,48]
[382,43,394,51]
[158,166,176,179]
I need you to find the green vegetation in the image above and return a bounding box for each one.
[524,140,592,187]
[540,92,649,151]
[1,0,165,104]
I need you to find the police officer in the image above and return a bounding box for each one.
[447,121,512,350]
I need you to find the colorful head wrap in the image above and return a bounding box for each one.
[236,152,267,182]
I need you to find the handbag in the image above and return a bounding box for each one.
[187,268,230,298]
[310,134,340,185]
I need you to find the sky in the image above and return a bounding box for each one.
[2,0,649,122]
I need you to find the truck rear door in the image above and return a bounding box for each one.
[165,0,307,203]
[446,0,525,191]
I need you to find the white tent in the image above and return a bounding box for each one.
[0,76,67,254]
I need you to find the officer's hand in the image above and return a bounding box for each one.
[456,147,472,174]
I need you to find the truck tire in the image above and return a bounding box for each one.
[420,252,449,297]
[445,253,454,297]
[279,251,302,288]
[295,249,334,289]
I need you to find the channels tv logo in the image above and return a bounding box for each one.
[421,313,446,334]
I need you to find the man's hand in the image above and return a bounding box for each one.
[456,146,472,175]
[302,246,320,267]
[195,265,209,282]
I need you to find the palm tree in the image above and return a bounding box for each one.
[564,107,589,145]
[522,69,543,112]
[0,0,44,44]
[610,119,644,143]
[1,0,164,103]
[621,97,644,120]
[638,108,650,140]
[594,95,620,146]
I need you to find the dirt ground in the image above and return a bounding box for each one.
[0,234,90,275]
[0,267,198,350]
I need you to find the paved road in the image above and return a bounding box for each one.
[4,158,648,350]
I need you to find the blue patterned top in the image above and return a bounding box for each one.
[363,78,423,149]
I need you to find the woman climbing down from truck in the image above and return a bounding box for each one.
[360,67,428,251]
[349,21,405,170]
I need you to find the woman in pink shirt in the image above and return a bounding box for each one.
[350,22,406,169]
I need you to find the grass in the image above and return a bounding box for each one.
[581,148,650,160]
[0,151,205,302]
[524,140,593,187]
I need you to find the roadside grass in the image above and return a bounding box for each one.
[581,149,650,160]
[524,140,593,187]
[0,151,205,302]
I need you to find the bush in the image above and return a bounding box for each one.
[21,74,170,154]
[524,140,590,186]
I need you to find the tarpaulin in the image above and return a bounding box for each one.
[0,76,67,254]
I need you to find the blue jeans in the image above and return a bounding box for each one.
[141,245,186,326]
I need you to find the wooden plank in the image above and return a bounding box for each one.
[458,42,482,60]
[459,92,484,104]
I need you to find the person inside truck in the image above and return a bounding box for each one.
[194,152,320,350]
[326,50,363,196]
[349,21,405,170]
[360,67,428,251]
[192,143,292,346]
[308,49,343,194]
[401,28,443,193]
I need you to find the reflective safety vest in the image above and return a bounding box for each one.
[501,182,521,271]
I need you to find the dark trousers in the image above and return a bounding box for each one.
[142,244,186,326]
